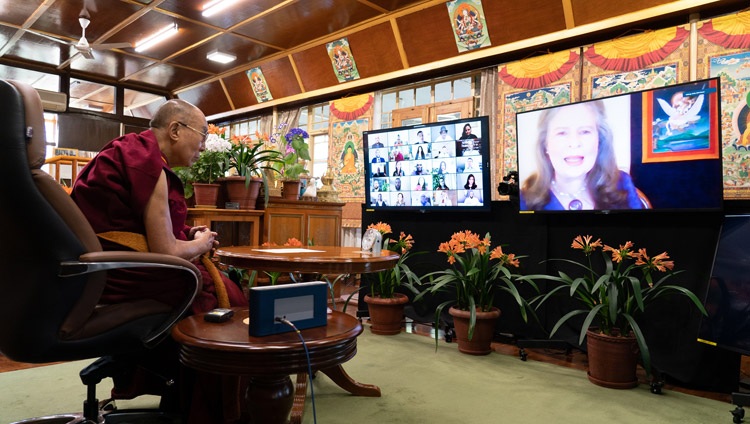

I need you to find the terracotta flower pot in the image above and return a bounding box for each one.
[192,182,220,208]
[223,176,262,209]
[364,293,409,335]
[282,179,301,200]
[586,328,639,389]
[449,306,501,355]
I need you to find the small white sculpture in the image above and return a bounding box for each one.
[301,177,317,198]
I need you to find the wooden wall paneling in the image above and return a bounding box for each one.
[345,22,404,78]
[222,72,258,109]
[178,80,233,117]
[482,0,567,45]
[570,0,675,26]
[292,46,342,92]
[396,4,460,67]
[258,57,305,99]
[128,63,211,92]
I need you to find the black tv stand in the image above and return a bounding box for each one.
[731,393,749,423]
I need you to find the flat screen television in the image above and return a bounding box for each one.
[363,116,491,212]
[697,215,750,355]
[515,77,723,213]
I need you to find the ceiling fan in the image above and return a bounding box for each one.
[28,13,132,60]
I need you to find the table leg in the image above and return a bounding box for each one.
[245,375,295,424]
[320,365,381,397]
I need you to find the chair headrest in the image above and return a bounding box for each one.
[6,80,47,170]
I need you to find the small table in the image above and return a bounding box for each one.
[210,246,399,422]
[215,246,400,275]
[172,309,378,424]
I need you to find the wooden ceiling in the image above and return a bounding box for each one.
[0,0,745,121]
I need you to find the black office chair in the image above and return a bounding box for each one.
[0,79,201,423]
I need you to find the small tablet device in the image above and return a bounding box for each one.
[204,308,234,323]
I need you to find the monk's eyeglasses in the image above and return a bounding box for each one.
[177,121,208,144]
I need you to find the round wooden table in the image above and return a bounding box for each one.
[215,246,400,274]
[172,308,379,424]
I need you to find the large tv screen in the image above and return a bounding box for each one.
[515,77,723,213]
[697,215,750,355]
[363,116,491,212]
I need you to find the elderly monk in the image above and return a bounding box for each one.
[72,99,246,314]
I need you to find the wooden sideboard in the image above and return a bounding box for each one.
[263,198,344,246]
[187,199,343,247]
[186,208,263,246]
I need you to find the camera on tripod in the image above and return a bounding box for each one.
[497,171,519,196]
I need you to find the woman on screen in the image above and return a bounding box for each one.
[520,100,643,211]
[414,176,427,191]
[464,174,477,190]
[392,161,405,176]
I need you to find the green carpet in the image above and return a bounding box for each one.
[0,329,733,423]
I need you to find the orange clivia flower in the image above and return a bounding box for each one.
[635,248,674,272]
[571,235,602,255]
[283,237,303,247]
[603,241,635,263]
[207,123,226,136]
[367,222,392,236]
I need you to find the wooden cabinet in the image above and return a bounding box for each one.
[263,198,344,246]
[186,208,263,246]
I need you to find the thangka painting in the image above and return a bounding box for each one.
[246,67,272,103]
[695,10,750,199]
[326,38,360,83]
[331,119,369,201]
[581,25,691,100]
[496,49,581,200]
[446,0,490,52]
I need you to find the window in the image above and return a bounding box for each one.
[229,117,260,138]
[70,78,115,114]
[378,72,480,129]
[299,103,330,183]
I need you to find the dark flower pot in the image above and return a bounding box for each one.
[586,328,639,389]
[364,293,408,335]
[449,306,501,355]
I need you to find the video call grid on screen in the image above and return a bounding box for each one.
[364,117,490,211]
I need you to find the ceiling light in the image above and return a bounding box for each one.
[134,23,178,53]
[207,49,237,64]
[202,0,241,17]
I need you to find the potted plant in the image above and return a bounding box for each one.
[346,222,424,335]
[174,124,232,207]
[521,235,707,388]
[224,131,284,209]
[277,127,311,200]
[417,230,537,355]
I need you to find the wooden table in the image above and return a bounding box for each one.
[180,246,398,423]
[172,308,377,424]
[186,208,263,246]
[215,246,400,275]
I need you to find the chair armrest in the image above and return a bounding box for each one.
[62,251,202,345]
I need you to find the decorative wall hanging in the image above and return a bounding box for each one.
[327,38,361,83]
[330,94,373,121]
[246,67,272,103]
[496,49,581,197]
[330,119,368,201]
[447,0,491,52]
[696,10,750,199]
[581,25,691,100]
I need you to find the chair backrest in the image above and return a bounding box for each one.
[0,80,111,360]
